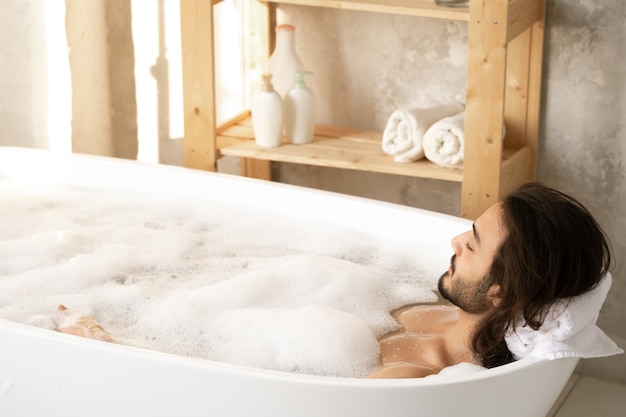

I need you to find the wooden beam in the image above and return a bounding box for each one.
[461,0,509,220]
[523,0,546,177]
[266,0,470,21]
[500,146,534,197]
[503,27,531,150]
[180,0,217,171]
[241,158,272,179]
[506,0,541,42]
[501,0,545,192]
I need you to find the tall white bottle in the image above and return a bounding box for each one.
[251,74,283,148]
[267,24,304,100]
[284,71,316,145]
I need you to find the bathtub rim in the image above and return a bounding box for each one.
[0,146,471,236]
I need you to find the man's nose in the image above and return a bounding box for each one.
[451,230,469,254]
[451,233,462,254]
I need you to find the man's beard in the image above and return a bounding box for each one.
[438,254,494,315]
[437,254,456,302]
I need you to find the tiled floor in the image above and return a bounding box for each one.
[548,374,626,417]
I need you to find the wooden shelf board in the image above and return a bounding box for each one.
[267,0,469,21]
[219,116,453,181]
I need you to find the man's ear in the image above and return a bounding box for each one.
[488,284,502,307]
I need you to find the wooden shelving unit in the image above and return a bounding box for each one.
[180,0,546,219]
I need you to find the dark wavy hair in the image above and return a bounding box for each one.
[472,183,612,368]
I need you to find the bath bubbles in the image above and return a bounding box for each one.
[207,306,381,377]
[0,180,442,378]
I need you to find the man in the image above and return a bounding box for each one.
[58,183,612,379]
[369,183,611,378]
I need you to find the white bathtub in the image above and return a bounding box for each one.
[0,147,578,417]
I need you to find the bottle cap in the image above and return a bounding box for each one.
[276,24,295,32]
[261,73,274,92]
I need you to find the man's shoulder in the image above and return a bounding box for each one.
[394,304,459,334]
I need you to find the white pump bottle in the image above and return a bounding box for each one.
[284,71,316,145]
[251,74,283,147]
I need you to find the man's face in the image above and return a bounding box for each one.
[438,203,507,314]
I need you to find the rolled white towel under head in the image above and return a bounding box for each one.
[504,273,623,361]
[422,111,466,169]
[381,103,465,163]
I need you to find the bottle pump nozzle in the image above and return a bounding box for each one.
[293,70,314,89]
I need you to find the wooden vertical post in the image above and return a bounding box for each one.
[462,0,509,220]
[499,0,545,199]
[180,0,217,171]
[521,0,546,177]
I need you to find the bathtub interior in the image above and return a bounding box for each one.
[0,147,579,417]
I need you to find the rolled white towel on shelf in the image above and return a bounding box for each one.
[504,273,624,361]
[381,103,465,163]
[422,111,466,169]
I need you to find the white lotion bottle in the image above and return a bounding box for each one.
[251,73,283,148]
[284,71,316,144]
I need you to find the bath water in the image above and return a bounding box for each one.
[0,180,445,377]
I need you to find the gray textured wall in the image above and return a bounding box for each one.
[274,1,626,382]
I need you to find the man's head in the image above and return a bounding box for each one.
[439,183,612,367]
[437,203,507,314]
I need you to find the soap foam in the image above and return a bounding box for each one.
[0,181,443,378]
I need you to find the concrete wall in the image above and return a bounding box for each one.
[1,0,624,381]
